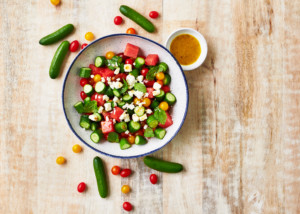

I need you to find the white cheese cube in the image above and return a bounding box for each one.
[124,64,132,72]
[153,90,160,96]
[114,67,120,75]
[127,103,135,110]
[125,130,129,135]
[104,102,112,112]
[105,116,109,121]
[126,74,136,86]
[146,109,152,114]
[153,82,162,90]
[89,114,98,121]
[124,114,130,122]
[103,95,109,101]
[139,114,147,121]
[128,90,135,97]
[144,93,149,98]
[107,77,111,83]
[114,81,123,89]
[113,119,116,124]
[101,77,106,82]
[113,96,119,103]
[143,125,148,129]
[134,91,144,99]
[90,74,95,78]
[132,114,140,122]
[137,75,144,82]
[98,106,104,113]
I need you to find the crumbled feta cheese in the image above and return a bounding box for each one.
[128,90,135,97]
[113,119,116,124]
[138,102,145,107]
[124,64,132,72]
[105,116,109,121]
[137,75,144,82]
[98,106,104,113]
[124,114,130,122]
[90,74,95,78]
[89,114,98,121]
[146,109,152,114]
[114,67,120,75]
[126,74,136,86]
[107,77,111,82]
[139,114,147,121]
[103,95,109,101]
[101,77,106,82]
[104,102,112,111]
[136,100,140,105]
[132,114,140,122]
[153,90,160,96]
[125,130,129,135]
[116,78,120,82]
[113,81,123,89]
[134,91,144,99]
[127,103,135,110]
[144,93,149,98]
[143,125,148,129]
[119,111,127,120]
[153,82,162,90]
[113,96,119,103]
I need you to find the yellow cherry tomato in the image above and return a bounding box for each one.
[133,97,141,105]
[121,185,131,194]
[56,156,66,165]
[128,135,135,144]
[156,72,165,81]
[50,0,60,6]
[126,28,136,34]
[157,80,164,87]
[142,98,151,107]
[85,32,94,41]
[93,74,101,83]
[105,51,115,60]
[72,144,82,153]
[159,101,169,111]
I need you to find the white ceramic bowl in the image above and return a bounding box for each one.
[62,34,189,159]
[165,28,208,71]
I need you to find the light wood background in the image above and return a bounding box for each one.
[0,0,299,213]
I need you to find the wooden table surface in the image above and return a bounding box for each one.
[1,0,299,213]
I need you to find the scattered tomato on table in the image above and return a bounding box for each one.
[85,32,94,41]
[72,144,82,153]
[50,0,60,6]
[126,28,136,34]
[77,182,86,193]
[121,185,131,194]
[69,40,80,52]
[120,169,132,177]
[56,156,66,165]
[123,202,133,211]
[81,43,88,49]
[149,11,159,19]
[150,174,158,184]
[114,16,123,25]
[111,165,121,175]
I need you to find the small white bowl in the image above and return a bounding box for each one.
[165,28,208,71]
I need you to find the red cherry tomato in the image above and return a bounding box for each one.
[139,56,146,59]
[149,11,159,19]
[117,52,128,61]
[111,166,121,175]
[120,132,129,138]
[141,68,149,77]
[80,78,88,87]
[144,80,155,87]
[125,58,134,65]
[161,85,170,93]
[69,40,79,52]
[123,202,132,211]
[89,78,95,85]
[77,182,86,193]
[150,174,158,184]
[114,16,123,25]
[80,91,87,100]
[81,43,88,49]
[120,169,132,177]
[135,129,144,136]
[126,28,136,34]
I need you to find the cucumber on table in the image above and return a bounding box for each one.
[119,5,155,33]
[49,41,70,79]
[93,156,108,198]
[128,121,141,133]
[80,115,91,129]
[91,129,103,143]
[120,138,131,150]
[39,24,74,45]
[143,156,183,173]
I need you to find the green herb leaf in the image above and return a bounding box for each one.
[107,132,119,143]
[120,79,128,94]
[82,100,98,113]
[154,108,167,125]
[134,83,147,93]
[146,66,158,80]
[144,127,155,138]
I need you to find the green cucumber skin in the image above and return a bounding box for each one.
[39,24,74,45]
[119,5,155,33]
[93,157,108,198]
[143,156,183,173]
[49,41,70,79]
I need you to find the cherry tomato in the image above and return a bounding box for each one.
[121,185,130,194]
[50,0,60,6]
[89,78,95,85]
[126,28,136,34]
[69,40,79,52]
[72,144,82,153]
[125,58,134,65]
[85,32,94,41]
[155,72,165,80]
[80,78,88,87]
[81,43,88,49]
[141,68,149,77]
[157,80,164,87]
[120,169,132,177]
[77,182,86,193]
[117,52,128,61]
[150,174,158,184]
[159,101,169,111]
[111,166,121,175]
[144,80,155,87]
[142,98,151,107]
[123,202,132,211]
[114,16,123,25]
[149,11,159,19]
[161,85,170,93]
[128,135,135,144]
[80,91,87,100]
[94,74,101,83]
[56,156,65,165]
[133,97,141,105]
[106,51,115,59]
[135,129,144,136]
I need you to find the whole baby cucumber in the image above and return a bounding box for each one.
[49,41,69,79]
[39,24,74,45]
[143,156,183,173]
[93,156,108,198]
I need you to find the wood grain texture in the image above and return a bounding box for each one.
[0,0,299,213]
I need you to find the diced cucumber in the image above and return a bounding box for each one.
[83,84,94,96]
[74,101,84,113]
[95,56,106,67]
[150,100,160,109]
[107,132,119,143]
[84,97,91,103]
[95,82,106,94]
[130,68,139,78]
[134,57,145,69]
[158,62,168,73]
[128,121,141,133]
[155,90,165,101]
[144,127,154,138]
[164,92,176,105]
[117,101,126,108]
[105,87,114,97]
[91,122,99,131]
[80,115,91,129]
[154,128,166,139]
[79,67,92,78]
[113,89,121,97]
[146,115,159,128]
[135,135,147,145]
[120,138,131,150]
[134,106,145,117]
[91,129,103,143]
[123,94,133,103]
[115,122,128,133]
[111,56,123,64]
[163,73,171,85]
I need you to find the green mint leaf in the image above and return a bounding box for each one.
[154,108,167,125]
[82,100,98,113]
[144,127,155,138]
[134,83,147,93]
[120,79,128,94]
[146,66,158,81]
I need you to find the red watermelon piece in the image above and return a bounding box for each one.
[101,120,115,134]
[159,112,173,128]
[145,54,159,66]
[146,88,154,98]
[124,43,140,58]
[110,107,124,122]
[89,64,114,78]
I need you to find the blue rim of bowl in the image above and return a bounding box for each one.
[62,33,189,159]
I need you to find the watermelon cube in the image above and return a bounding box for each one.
[101,120,115,134]
[124,43,140,58]
[146,88,154,98]
[110,107,124,122]
[145,54,159,66]
[159,112,173,128]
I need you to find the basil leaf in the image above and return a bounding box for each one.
[144,127,155,138]
[82,100,98,113]
[146,66,158,80]
[134,83,146,93]
[120,79,128,94]
[154,108,167,125]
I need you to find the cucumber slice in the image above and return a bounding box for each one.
[154,128,166,139]
[130,68,140,78]
[91,122,99,131]
[135,135,147,145]
[107,132,119,143]
[128,121,141,133]
[163,73,171,85]
[95,82,106,94]
[164,92,176,105]
[146,115,159,128]
[79,67,92,78]
[155,90,165,101]
[158,62,168,73]
[150,100,160,109]
[74,101,84,113]
[105,87,114,97]
[134,106,145,117]
[91,129,103,143]
[117,101,126,108]
[83,84,94,96]
[120,138,131,150]
[95,56,106,67]
[134,57,145,69]
[113,89,121,97]
[115,122,128,133]
[84,97,91,103]
[80,115,91,129]
[123,94,133,103]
